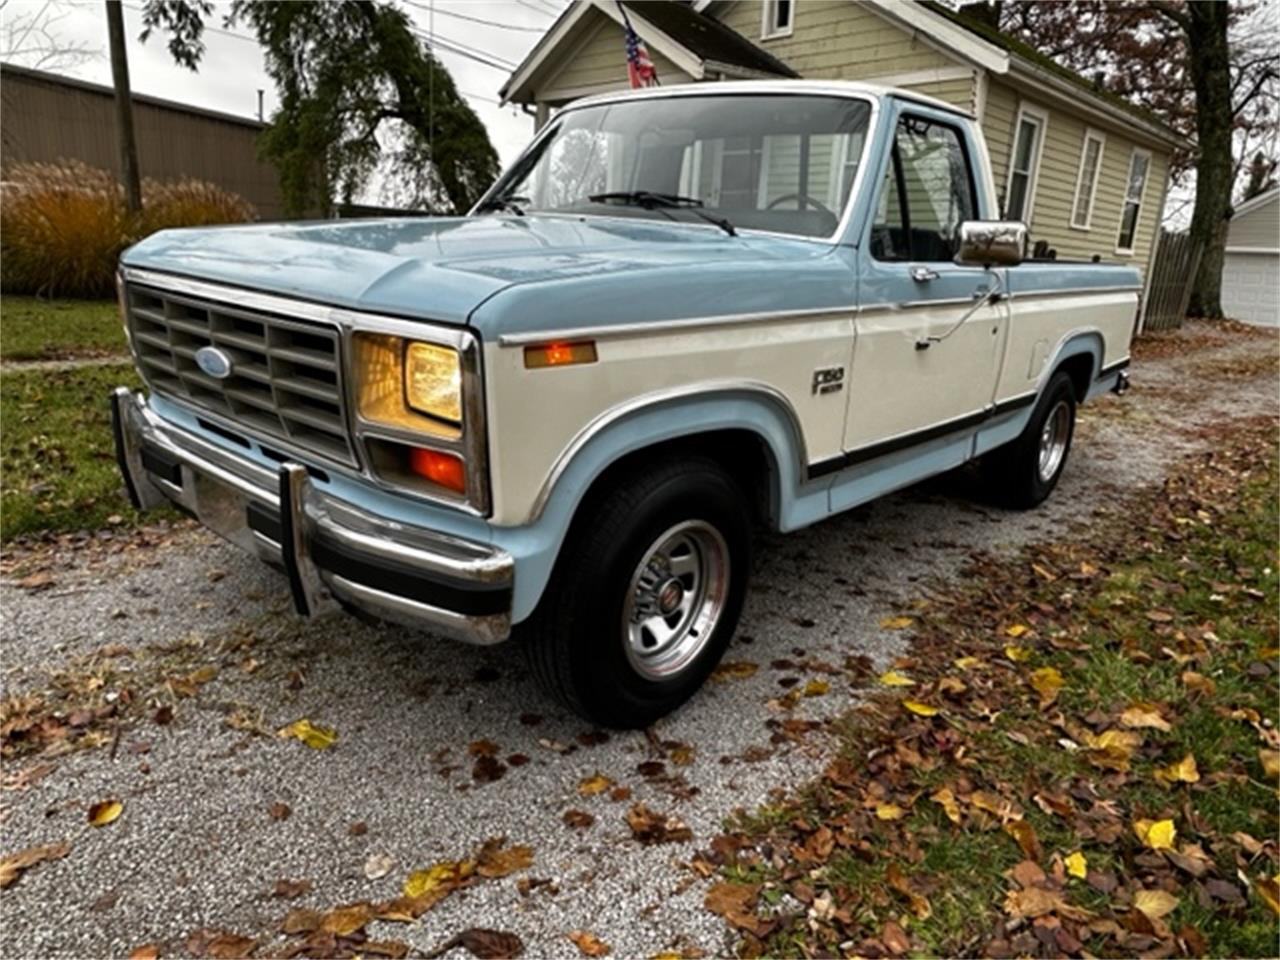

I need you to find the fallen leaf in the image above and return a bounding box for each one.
[319,902,375,936]
[1260,749,1280,780]
[704,882,773,937]
[1155,753,1200,785]
[577,774,613,797]
[1256,875,1280,916]
[625,803,692,845]
[1134,818,1177,850]
[1065,851,1088,879]
[1004,820,1041,860]
[878,670,915,687]
[880,616,914,630]
[567,930,610,957]
[562,810,595,829]
[1005,624,1031,638]
[875,802,906,821]
[475,839,533,878]
[901,699,940,717]
[1029,666,1064,707]
[710,661,758,682]
[954,656,981,670]
[1181,670,1217,695]
[272,878,312,899]
[1120,703,1172,731]
[0,840,71,888]
[885,862,931,919]
[268,802,291,821]
[281,908,321,934]
[1004,645,1033,662]
[88,800,122,827]
[127,945,160,960]
[802,679,829,697]
[431,928,524,959]
[277,718,337,749]
[364,853,395,880]
[882,919,911,955]
[930,787,962,824]
[1134,888,1179,919]
[404,860,472,898]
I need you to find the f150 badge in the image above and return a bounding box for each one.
[194,346,233,380]
[812,366,845,395]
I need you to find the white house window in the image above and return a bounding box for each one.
[1004,105,1047,223]
[1070,128,1106,229]
[1116,148,1151,254]
[762,0,793,39]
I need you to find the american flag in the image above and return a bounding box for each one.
[623,14,659,88]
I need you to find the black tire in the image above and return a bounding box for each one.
[521,456,751,728]
[982,371,1077,509]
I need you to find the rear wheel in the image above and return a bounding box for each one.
[521,456,751,728]
[982,371,1077,509]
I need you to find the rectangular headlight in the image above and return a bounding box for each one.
[405,341,462,424]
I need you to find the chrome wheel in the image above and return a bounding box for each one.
[1037,400,1072,483]
[622,520,730,680]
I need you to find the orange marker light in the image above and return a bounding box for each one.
[409,447,466,494]
[524,340,597,369]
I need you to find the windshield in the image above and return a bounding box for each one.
[485,94,873,239]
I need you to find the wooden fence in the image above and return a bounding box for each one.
[1141,229,1204,332]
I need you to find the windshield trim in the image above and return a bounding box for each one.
[471,90,881,246]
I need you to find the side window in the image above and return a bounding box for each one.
[871,115,977,262]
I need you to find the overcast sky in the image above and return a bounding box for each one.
[5,0,567,171]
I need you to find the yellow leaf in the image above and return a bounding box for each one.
[1260,749,1280,780]
[954,656,982,671]
[1004,645,1033,663]
[710,661,758,682]
[402,860,471,898]
[1005,624,1031,638]
[803,679,829,697]
[568,930,611,957]
[930,787,962,824]
[1256,875,1280,916]
[902,699,940,717]
[1133,888,1179,919]
[1029,667,1064,707]
[1065,851,1088,879]
[577,774,613,797]
[87,800,122,827]
[319,902,375,936]
[1134,818,1177,850]
[878,670,916,687]
[1120,703,1172,732]
[1155,753,1200,785]
[278,718,337,749]
[875,802,906,821]
[880,616,915,630]
[1181,671,1217,696]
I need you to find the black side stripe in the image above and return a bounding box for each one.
[806,393,1038,481]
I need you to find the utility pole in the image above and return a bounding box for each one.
[105,0,142,213]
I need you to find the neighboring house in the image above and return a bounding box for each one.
[1221,188,1279,326]
[500,0,1184,288]
[1,63,285,219]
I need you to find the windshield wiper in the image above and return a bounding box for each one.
[476,194,529,216]
[588,191,736,237]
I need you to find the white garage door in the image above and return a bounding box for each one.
[1222,250,1279,326]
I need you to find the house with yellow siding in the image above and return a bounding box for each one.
[500,0,1183,286]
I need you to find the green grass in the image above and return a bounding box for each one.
[0,363,172,540]
[0,296,126,362]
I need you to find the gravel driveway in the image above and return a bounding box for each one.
[2,321,1276,959]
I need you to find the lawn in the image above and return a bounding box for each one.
[0,363,172,540]
[705,416,1280,957]
[0,296,126,362]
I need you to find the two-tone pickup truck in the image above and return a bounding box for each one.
[112,81,1136,727]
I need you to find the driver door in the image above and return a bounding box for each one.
[843,108,1007,455]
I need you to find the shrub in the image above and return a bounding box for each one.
[1,160,256,299]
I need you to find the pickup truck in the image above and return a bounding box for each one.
[112,80,1137,727]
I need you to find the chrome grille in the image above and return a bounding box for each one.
[125,283,356,466]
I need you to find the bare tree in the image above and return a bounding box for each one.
[0,0,100,70]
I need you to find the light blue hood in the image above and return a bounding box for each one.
[120,215,850,333]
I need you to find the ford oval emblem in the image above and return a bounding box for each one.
[194,346,233,380]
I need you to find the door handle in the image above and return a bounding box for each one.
[910,266,939,283]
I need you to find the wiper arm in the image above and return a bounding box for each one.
[476,194,529,216]
[588,191,737,237]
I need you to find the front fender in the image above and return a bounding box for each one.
[492,384,816,622]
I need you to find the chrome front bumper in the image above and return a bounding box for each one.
[110,388,513,644]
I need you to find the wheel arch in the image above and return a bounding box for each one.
[1042,330,1104,401]
[505,384,807,623]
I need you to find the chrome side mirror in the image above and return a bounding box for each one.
[955,220,1027,267]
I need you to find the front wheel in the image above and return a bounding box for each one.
[521,457,751,728]
[981,371,1077,509]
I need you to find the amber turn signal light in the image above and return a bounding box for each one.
[523,340,597,369]
[409,447,466,494]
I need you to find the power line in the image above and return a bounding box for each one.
[516,0,563,17]
[401,0,545,32]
